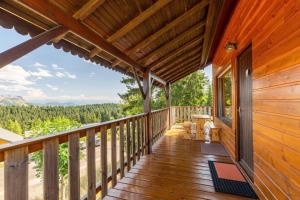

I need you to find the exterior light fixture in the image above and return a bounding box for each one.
[225,42,237,52]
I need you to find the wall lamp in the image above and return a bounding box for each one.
[225,42,237,52]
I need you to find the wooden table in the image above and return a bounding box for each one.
[191,114,211,140]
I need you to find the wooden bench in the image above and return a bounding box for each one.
[208,123,221,142]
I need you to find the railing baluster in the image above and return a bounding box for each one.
[126,120,131,171]
[141,116,145,156]
[43,138,59,200]
[137,117,141,160]
[111,124,117,187]
[86,129,96,200]
[4,147,28,200]
[101,126,108,198]
[68,133,80,200]
[132,119,136,165]
[119,121,125,178]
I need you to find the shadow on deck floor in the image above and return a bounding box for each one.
[104,125,253,200]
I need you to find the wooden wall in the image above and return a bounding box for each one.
[212,0,300,199]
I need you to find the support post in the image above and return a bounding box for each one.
[0,25,68,69]
[143,70,152,154]
[165,83,172,129]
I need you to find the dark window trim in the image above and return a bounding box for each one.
[217,67,232,127]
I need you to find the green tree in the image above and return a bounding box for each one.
[171,71,209,106]
[205,84,213,106]
[30,117,81,199]
[6,119,23,135]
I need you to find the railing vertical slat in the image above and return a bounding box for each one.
[141,116,145,156]
[4,147,28,200]
[43,138,59,200]
[137,117,141,160]
[119,121,125,178]
[126,120,131,171]
[86,129,96,200]
[132,119,136,165]
[111,124,117,187]
[68,133,80,200]
[101,126,108,198]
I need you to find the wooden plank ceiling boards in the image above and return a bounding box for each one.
[0,0,226,83]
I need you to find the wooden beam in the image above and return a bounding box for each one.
[143,71,152,154]
[0,25,67,69]
[73,0,106,20]
[130,66,146,99]
[201,0,218,65]
[149,36,203,71]
[111,0,209,67]
[163,58,201,80]
[162,58,201,80]
[156,47,201,74]
[127,0,209,56]
[150,72,167,85]
[52,31,68,43]
[17,0,145,73]
[107,0,172,43]
[89,47,101,58]
[140,23,204,66]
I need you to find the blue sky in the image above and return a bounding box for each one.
[0,28,211,104]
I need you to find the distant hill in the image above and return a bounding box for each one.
[0,95,28,106]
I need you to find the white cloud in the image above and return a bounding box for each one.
[55,71,76,79]
[46,84,59,91]
[84,59,96,66]
[56,72,65,78]
[33,62,46,67]
[52,64,64,70]
[0,64,34,86]
[65,72,76,79]
[30,68,53,78]
[25,88,47,100]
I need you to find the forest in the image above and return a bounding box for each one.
[0,71,211,137]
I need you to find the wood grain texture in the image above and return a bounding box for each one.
[4,147,28,200]
[87,129,96,200]
[68,133,80,199]
[43,139,59,200]
[111,124,117,187]
[101,126,108,198]
[212,0,300,199]
[119,121,125,178]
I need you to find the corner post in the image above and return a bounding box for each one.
[166,83,172,129]
[143,70,152,154]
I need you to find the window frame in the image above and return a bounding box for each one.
[217,66,233,127]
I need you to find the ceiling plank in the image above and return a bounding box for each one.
[17,0,145,73]
[201,0,218,65]
[155,47,201,74]
[167,62,200,81]
[161,56,201,79]
[111,0,209,68]
[89,47,101,58]
[127,0,209,56]
[73,0,106,20]
[149,36,203,71]
[107,0,172,43]
[140,23,204,66]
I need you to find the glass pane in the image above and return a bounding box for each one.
[223,70,232,120]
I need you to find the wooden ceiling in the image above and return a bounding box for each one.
[0,0,225,84]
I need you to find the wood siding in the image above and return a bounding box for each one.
[212,0,300,199]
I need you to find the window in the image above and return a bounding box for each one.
[217,68,232,127]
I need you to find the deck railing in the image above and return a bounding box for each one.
[170,106,212,124]
[0,108,169,200]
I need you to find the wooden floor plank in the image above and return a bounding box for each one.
[107,126,254,200]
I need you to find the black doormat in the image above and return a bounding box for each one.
[208,161,259,199]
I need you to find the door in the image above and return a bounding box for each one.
[238,45,253,180]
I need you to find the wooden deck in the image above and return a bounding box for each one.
[104,127,252,200]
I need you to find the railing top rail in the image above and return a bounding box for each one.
[150,107,169,114]
[0,112,147,161]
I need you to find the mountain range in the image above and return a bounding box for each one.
[0,95,28,106]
